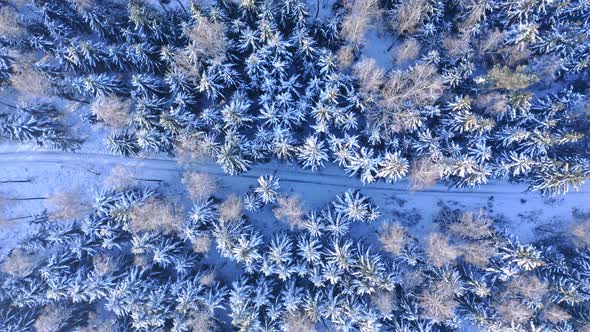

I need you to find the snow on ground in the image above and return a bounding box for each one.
[0,90,587,278]
[362,27,397,70]
[306,0,337,20]
[1,142,588,258]
[0,130,586,332]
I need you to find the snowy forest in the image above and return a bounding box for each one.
[1,0,590,331]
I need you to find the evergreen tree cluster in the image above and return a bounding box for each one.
[1,0,590,195]
[0,103,80,151]
[1,187,227,331]
[2,179,590,331]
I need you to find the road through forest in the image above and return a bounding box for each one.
[1,147,589,255]
[3,150,590,196]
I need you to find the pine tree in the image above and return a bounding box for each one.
[0,105,80,151]
[500,238,544,272]
[325,238,355,272]
[280,280,304,314]
[267,233,293,266]
[0,48,13,82]
[332,190,376,223]
[243,190,263,212]
[105,131,140,157]
[255,175,280,204]
[231,231,263,273]
[297,135,329,171]
[221,91,253,130]
[300,210,325,238]
[136,127,173,153]
[217,137,252,175]
[73,73,127,97]
[376,151,410,183]
[323,208,350,239]
[131,73,165,97]
[530,162,588,196]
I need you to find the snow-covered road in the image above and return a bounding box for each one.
[3,150,589,195]
[1,147,589,255]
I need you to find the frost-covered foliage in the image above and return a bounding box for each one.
[0,187,226,331]
[0,103,80,151]
[217,187,590,331]
[4,183,590,331]
[1,0,590,194]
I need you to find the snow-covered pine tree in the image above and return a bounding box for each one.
[255,175,280,204]
[0,104,80,151]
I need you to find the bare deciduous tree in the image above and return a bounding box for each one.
[336,45,355,69]
[79,312,113,332]
[381,64,444,110]
[340,0,381,48]
[368,64,444,136]
[476,28,504,55]
[191,235,212,254]
[572,219,590,248]
[352,57,385,96]
[378,222,409,255]
[90,95,132,128]
[390,0,427,35]
[46,189,89,220]
[182,172,218,201]
[218,194,243,222]
[282,311,315,332]
[506,275,548,304]
[505,43,533,65]
[408,157,444,191]
[10,61,52,98]
[35,306,62,332]
[104,164,137,190]
[175,131,216,164]
[494,299,533,324]
[457,0,487,32]
[92,255,114,276]
[273,195,306,229]
[417,286,457,323]
[424,232,460,267]
[442,34,471,59]
[133,253,148,267]
[474,91,509,114]
[171,50,202,80]
[199,270,216,286]
[70,0,95,11]
[530,54,563,85]
[461,241,496,267]
[371,290,395,316]
[186,14,226,62]
[390,108,423,133]
[129,198,183,234]
[392,38,420,65]
[544,305,572,323]
[0,196,10,227]
[447,209,492,240]
[0,7,25,39]
[185,309,214,332]
[1,249,38,277]
[486,65,538,91]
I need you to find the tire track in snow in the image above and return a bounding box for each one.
[1,150,589,196]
